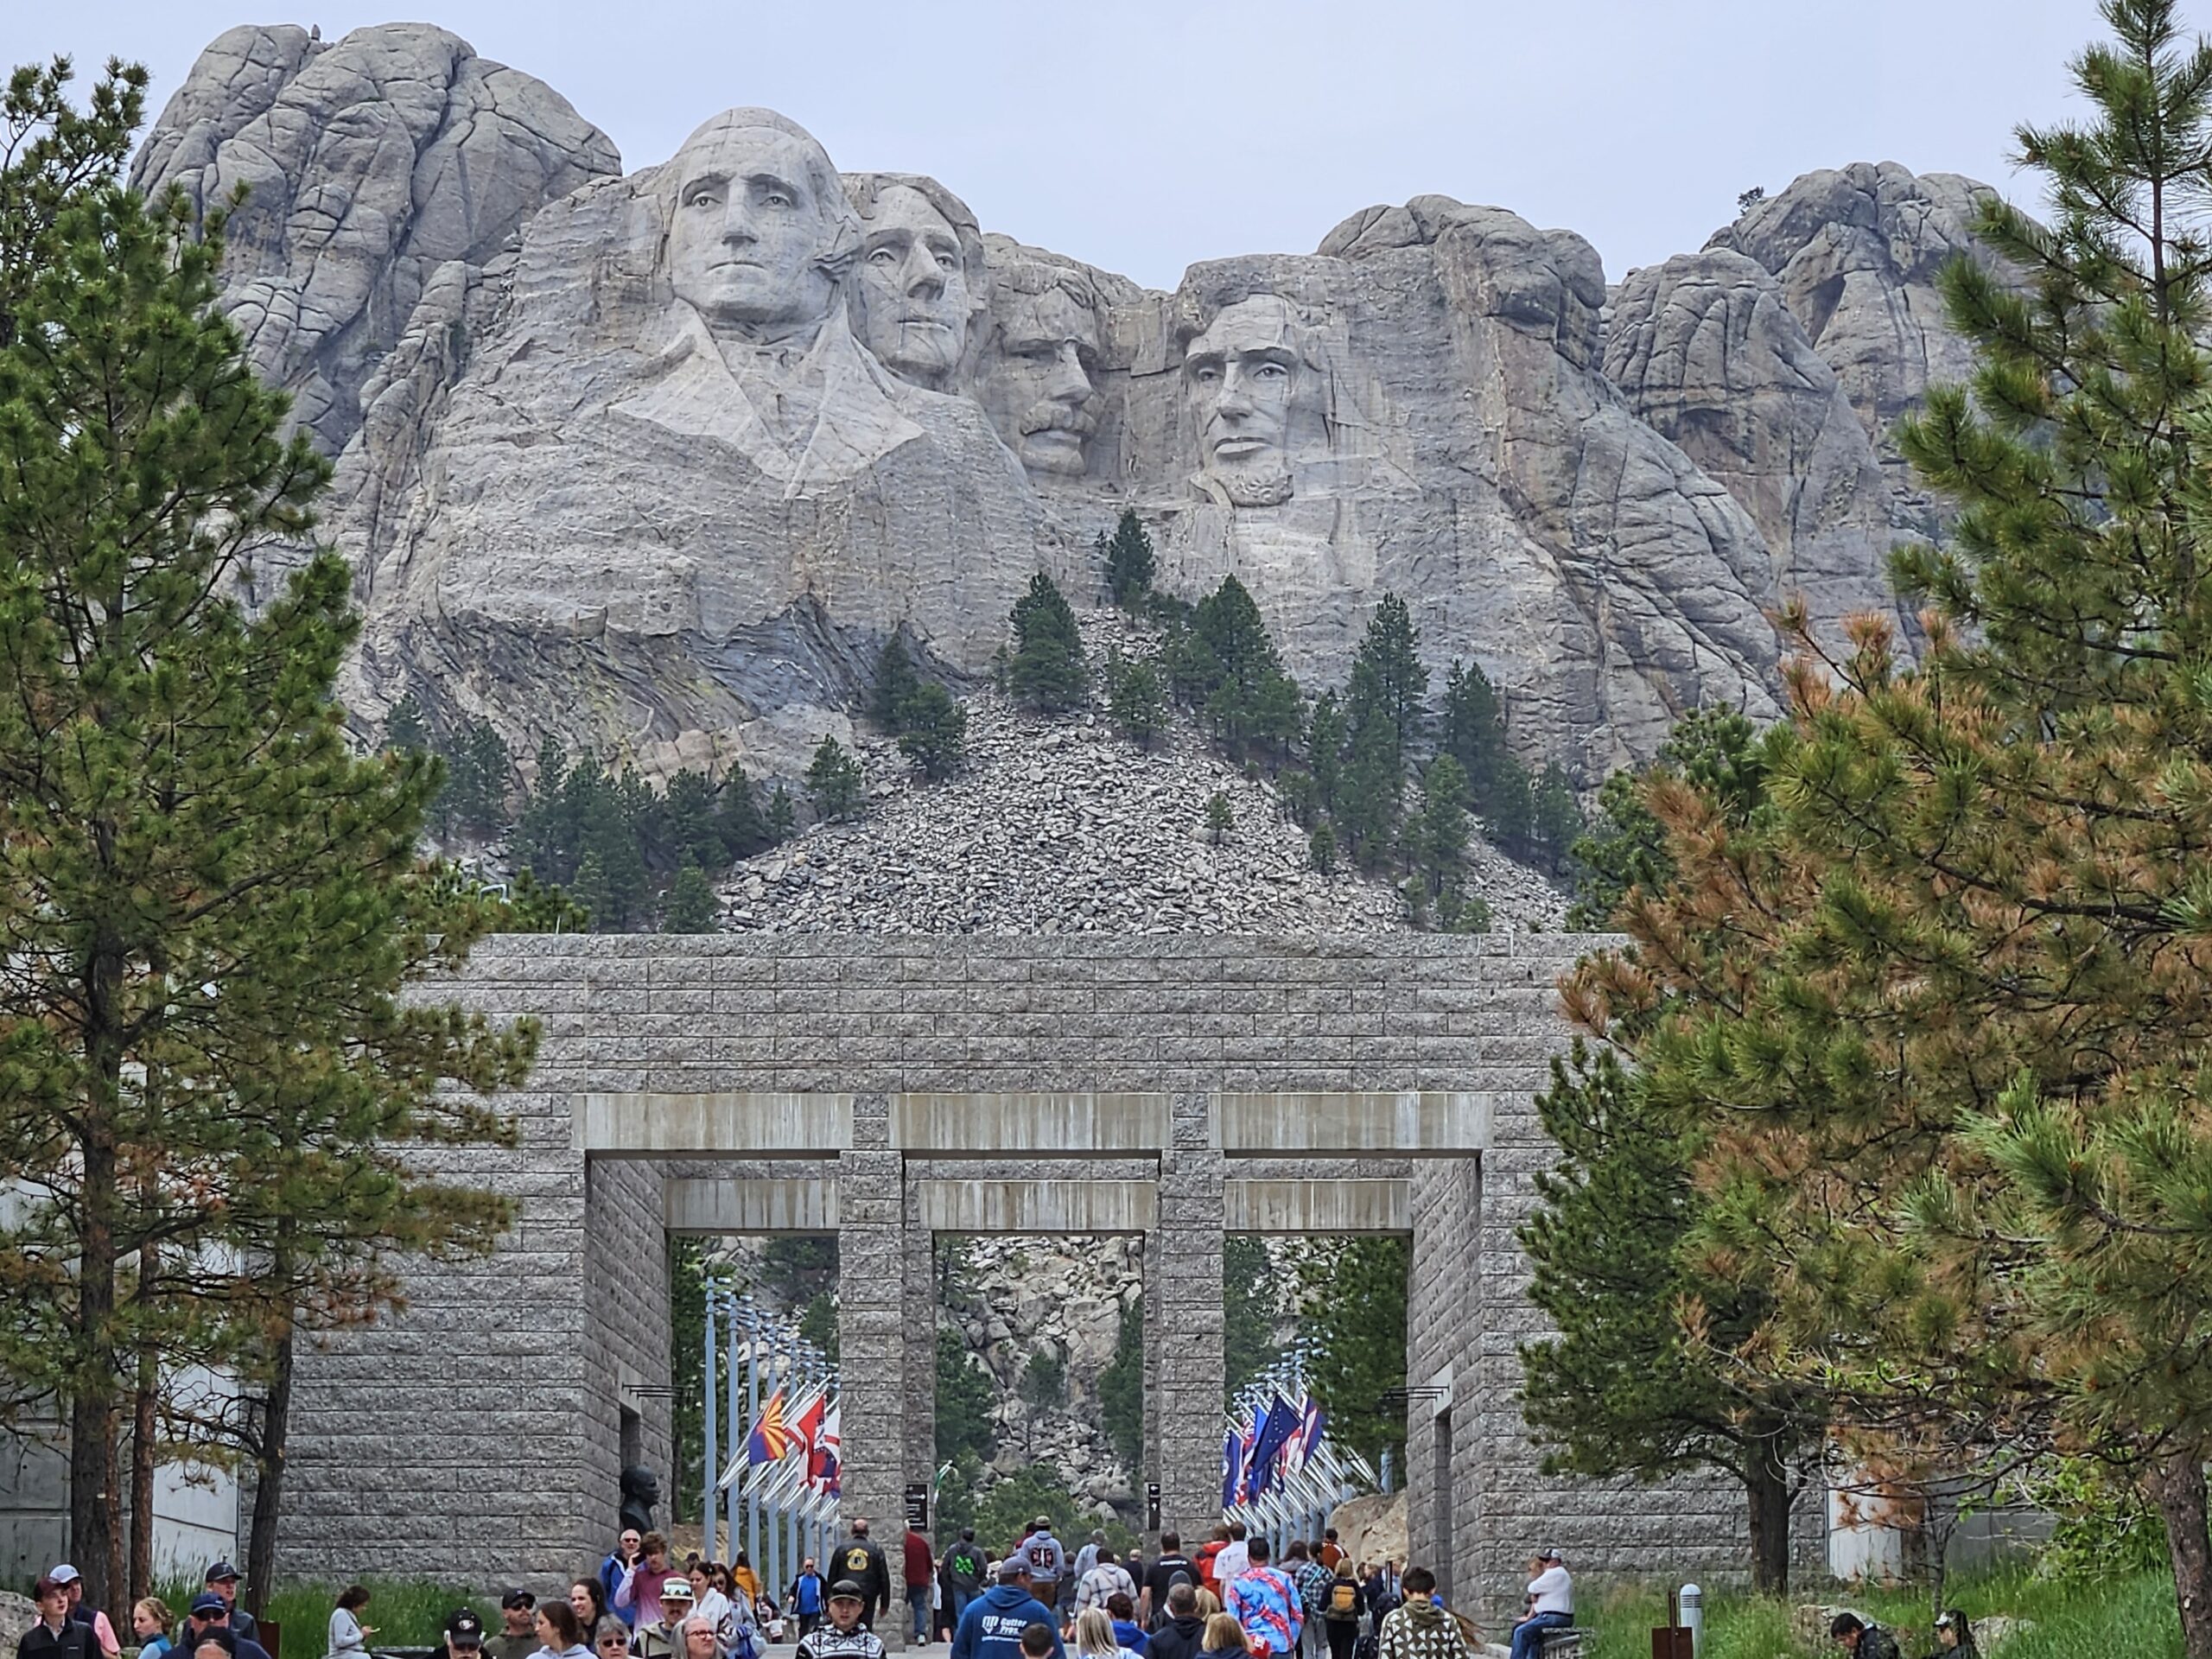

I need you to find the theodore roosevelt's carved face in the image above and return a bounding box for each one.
[667,117,847,333]
[982,284,1103,476]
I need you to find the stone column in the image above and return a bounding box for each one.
[1149,1090,1225,1541]
[837,1093,908,1650]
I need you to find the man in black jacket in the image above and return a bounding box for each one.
[1146,1586,1206,1659]
[1141,1536,1198,1630]
[830,1518,893,1630]
[21,1579,93,1659]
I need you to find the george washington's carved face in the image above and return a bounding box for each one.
[666,118,848,334]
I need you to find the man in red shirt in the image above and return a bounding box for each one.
[906,1529,937,1645]
[1193,1529,1230,1601]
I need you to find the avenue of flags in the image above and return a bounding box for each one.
[1221,1371,1369,1530]
[728,1383,842,1500]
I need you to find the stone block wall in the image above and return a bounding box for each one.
[276,934,1761,1618]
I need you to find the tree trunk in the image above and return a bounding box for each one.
[70,1120,121,1618]
[2146,1447,2212,1659]
[128,1308,158,1605]
[1744,1420,1794,1594]
[244,1313,296,1619]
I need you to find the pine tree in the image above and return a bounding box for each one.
[1106,652,1166,749]
[1346,594,1427,764]
[1293,1239,1409,1469]
[1008,571,1088,713]
[0,153,531,1610]
[1204,791,1234,846]
[1334,708,1403,868]
[1484,756,1535,860]
[1413,754,1470,897]
[871,633,921,731]
[719,766,772,858]
[1566,709,1766,929]
[1306,691,1346,816]
[1520,1041,1817,1591]
[384,693,429,753]
[1530,762,1584,876]
[806,735,865,821]
[1440,659,1511,807]
[766,785,797,842]
[1176,575,1301,754]
[1103,508,1157,609]
[896,681,967,781]
[569,849,611,929]
[663,854,719,933]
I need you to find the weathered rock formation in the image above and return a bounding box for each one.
[138,25,1998,785]
[132,22,619,455]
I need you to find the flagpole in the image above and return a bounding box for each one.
[739,1300,756,1574]
[704,1289,719,1558]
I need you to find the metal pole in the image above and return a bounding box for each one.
[739,1300,756,1574]
[746,1303,763,1574]
[704,1293,719,1559]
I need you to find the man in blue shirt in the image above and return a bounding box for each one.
[950,1562,1065,1659]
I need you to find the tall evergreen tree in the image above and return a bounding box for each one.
[1294,1239,1408,1471]
[1176,575,1300,753]
[0,158,531,1611]
[1102,508,1157,609]
[1439,659,1510,806]
[871,633,922,731]
[806,735,865,822]
[383,694,429,754]
[896,681,967,781]
[1530,763,1585,876]
[1345,594,1427,764]
[662,854,719,933]
[1105,651,1167,749]
[1566,709,1767,930]
[1410,754,1470,898]
[1008,571,1088,713]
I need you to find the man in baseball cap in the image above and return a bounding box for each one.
[186,1597,270,1659]
[204,1565,260,1647]
[443,1608,487,1659]
[796,1582,883,1659]
[488,1592,538,1659]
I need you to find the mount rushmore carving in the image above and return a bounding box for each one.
[133,22,1997,783]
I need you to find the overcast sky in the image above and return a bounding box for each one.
[22,1,2113,290]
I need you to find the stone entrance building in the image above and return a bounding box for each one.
[278,934,1748,1630]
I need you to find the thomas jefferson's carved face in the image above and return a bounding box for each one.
[1184,296,1312,506]
[854,184,971,386]
[668,124,842,332]
[982,286,1103,477]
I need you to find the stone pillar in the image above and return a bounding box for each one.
[837,1093,908,1650]
[1149,1090,1225,1541]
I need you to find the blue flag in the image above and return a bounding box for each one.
[1222,1427,1243,1509]
[1246,1394,1300,1500]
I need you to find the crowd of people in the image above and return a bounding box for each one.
[15,1522,1543,1659]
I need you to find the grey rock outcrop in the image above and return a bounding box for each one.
[1605,249,1910,641]
[132,22,620,454]
[1705,162,1994,503]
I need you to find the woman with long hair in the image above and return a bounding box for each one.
[326,1589,373,1659]
[1075,1609,1139,1659]
[531,1602,590,1659]
[572,1581,611,1638]
[1199,1615,1249,1659]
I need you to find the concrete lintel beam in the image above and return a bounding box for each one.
[664,1177,839,1235]
[575,1091,850,1157]
[889,1091,1169,1156]
[1216,1090,1492,1154]
[915,1177,1157,1235]
[1224,1178,1409,1235]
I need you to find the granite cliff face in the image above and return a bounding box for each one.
[140,24,1999,784]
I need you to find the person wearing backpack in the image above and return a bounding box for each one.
[1282,1548,1333,1659]
[1318,1566,1364,1659]
[943,1531,988,1640]
[1141,1535,1198,1632]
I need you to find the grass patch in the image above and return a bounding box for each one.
[150,1581,487,1653]
[1581,1569,2180,1659]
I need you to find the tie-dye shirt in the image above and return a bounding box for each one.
[1226,1567,1304,1658]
